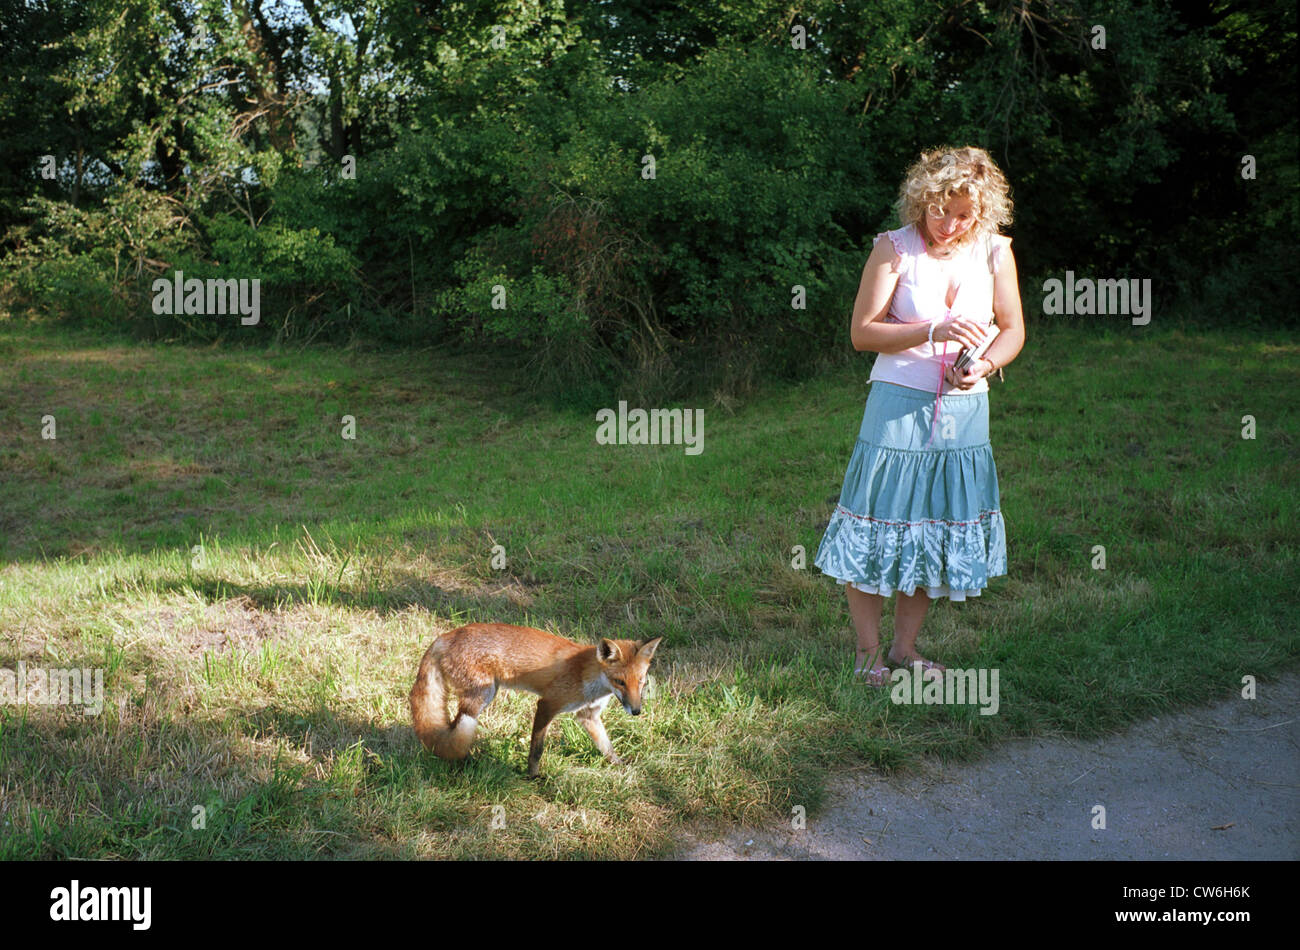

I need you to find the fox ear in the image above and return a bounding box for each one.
[598,639,622,662]
[637,637,663,660]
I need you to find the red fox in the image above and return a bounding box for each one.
[409,623,663,777]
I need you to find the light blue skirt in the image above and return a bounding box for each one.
[814,381,1007,601]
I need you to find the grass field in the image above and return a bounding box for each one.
[0,319,1296,859]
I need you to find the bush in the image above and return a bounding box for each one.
[202,215,361,344]
[420,40,882,402]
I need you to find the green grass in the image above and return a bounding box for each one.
[0,319,1296,859]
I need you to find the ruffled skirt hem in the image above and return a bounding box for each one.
[846,579,985,602]
[815,502,1007,600]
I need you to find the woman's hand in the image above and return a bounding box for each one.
[945,357,993,390]
[932,317,988,351]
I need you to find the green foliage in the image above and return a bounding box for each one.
[417,39,881,401]
[202,215,362,344]
[4,252,124,327]
[2,0,1296,378]
[1,190,186,327]
[435,245,618,400]
[207,216,354,292]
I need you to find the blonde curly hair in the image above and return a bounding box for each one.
[896,146,1013,249]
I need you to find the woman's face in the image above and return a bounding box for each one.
[924,194,977,247]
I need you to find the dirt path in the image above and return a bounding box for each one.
[672,673,1300,860]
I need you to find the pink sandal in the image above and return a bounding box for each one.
[887,650,946,677]
[854,649,892,688]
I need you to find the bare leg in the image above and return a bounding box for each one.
[845,583,887,674]
[887,589,944,671]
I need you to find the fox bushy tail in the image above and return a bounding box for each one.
[409,649,476,760]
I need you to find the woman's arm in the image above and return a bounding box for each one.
[946,237,1025,389]
[983,237,1025,372]
[849,237,914,353]
[851,236,991,354]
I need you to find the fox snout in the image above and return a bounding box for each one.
[614,686,641,716]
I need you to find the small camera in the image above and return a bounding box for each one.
[952,323,1000,375]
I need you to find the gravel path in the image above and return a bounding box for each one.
[672,673,1299,860]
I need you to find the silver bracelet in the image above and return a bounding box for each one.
[927,320,938,346]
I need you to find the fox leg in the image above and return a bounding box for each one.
[575,699,622,765]
[527,698,558,778]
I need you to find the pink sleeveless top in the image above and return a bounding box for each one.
[867,224,1009,395]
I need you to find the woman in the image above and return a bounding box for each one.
[814,146,1025,686]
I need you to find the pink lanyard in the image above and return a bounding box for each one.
[927,308,953,447]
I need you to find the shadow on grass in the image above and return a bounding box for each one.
[106,567,550,624]
[0,694,630,859]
